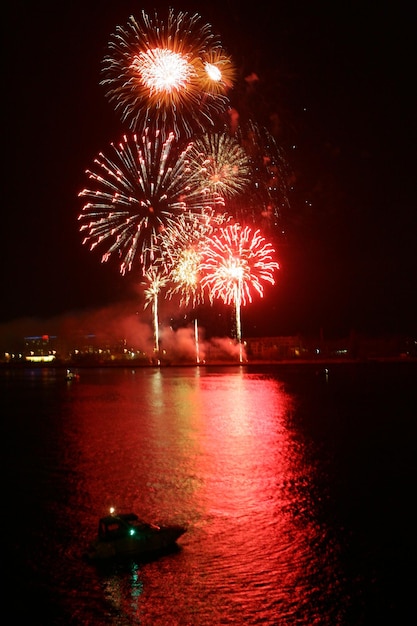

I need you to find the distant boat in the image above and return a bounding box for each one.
[85,510,187,562]
[66,369,79,381]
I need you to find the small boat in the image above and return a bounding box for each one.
[66,369,80,381]
[86,509,187,562]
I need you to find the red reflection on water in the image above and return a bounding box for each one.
[191,372,294,522]
[183,372,330,623]
[65,368,335,623]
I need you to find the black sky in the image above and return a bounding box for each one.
[2,0,416,342]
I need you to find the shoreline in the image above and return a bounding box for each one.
[1,356,417,370]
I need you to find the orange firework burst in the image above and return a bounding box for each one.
[101,8,234,138]
[199,48,236,94]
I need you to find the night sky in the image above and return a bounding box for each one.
[2,0,416,346]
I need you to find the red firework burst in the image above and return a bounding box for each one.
[199,223,279,306]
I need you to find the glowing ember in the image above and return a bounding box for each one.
[204,62,222,82]
[199,47,235,93]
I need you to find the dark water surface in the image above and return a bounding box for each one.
[2,362,416,625]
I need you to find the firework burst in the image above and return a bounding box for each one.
[78,129,210,275]
[143,266,169,308]
[167,244,203,308]
[199,48,235,94]
[200,223,279,305]
[162,210,230,307]
[187,132,252,202]
[199,223,279,361]
[101,9,234,138]
[230,120,292,233]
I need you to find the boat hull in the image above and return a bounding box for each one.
[86,524,186,562]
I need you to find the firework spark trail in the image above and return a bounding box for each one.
[143,267,169,363]
[101,8,234,138]
[187,132,252,202]
[78,129,211,275]
[199,223,279,362]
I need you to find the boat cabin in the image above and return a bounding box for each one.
[98,513,141,541]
